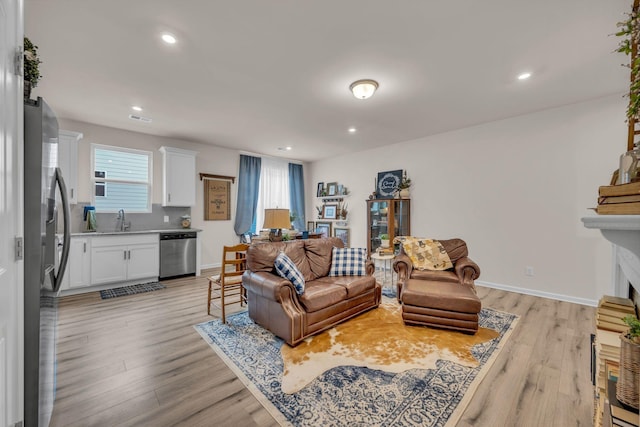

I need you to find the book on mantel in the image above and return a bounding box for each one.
[599,181,640,197]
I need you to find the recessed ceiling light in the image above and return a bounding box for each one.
[131,105,143,112]
[277,146,292,151]
[161,33,177,44]
[348,127,357,133]
[517,72,532,80]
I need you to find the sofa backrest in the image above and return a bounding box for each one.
[245,237,344,281]
[438,238,468,263]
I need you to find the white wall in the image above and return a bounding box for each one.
[58,118,241,269]
[308,94,626,304]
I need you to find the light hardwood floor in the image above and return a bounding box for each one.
[50,272,595,427]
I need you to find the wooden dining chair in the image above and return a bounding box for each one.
[207,243,250,323]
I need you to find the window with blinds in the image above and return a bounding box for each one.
[91,144,152,212]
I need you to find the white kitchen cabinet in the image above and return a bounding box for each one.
[68,237,91,288]
[90,234,159,286]
[159,146,197,207]
[58,130,83,204]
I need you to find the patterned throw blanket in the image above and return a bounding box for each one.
[394,236,453,270]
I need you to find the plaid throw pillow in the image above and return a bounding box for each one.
[274,252,305,295]
[329,247,367,276]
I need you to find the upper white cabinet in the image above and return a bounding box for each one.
[58,130,83,204]
[159,146,197,207]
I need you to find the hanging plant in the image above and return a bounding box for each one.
[616,9,640,120]
[24,37,42,88]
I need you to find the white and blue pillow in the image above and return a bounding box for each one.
[329,247,367,276]
[274,252,305,295]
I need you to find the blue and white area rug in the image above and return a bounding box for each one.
[99,282,165,299]
[195,297,518,427]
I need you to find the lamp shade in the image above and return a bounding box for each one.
[263,208,291,230]
[350,79,379,99]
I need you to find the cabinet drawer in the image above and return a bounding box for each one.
[91,233,158,248]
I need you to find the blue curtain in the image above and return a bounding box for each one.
[288,163,305,231]
[234,155,261,236]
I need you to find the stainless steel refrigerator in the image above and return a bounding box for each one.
[24,97,70,426]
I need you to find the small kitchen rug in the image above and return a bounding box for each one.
[99,282,165,299]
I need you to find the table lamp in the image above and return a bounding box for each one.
[263,208,291,242]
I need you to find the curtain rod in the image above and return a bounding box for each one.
[238,150,304,165]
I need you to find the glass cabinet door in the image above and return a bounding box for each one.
[393,200,410,238]
[367,198,410,255]
[368,200,389,254]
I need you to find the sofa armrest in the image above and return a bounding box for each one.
[393,253,413,282]
[242,271,299,303]
[365,260,375,276]
[454,256,480,290]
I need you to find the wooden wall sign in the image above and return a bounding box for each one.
[205,179,230,220]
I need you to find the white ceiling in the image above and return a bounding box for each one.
[25,0,629,162]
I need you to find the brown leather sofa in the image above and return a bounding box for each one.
[242,237,382,346]
[393,238,482,333]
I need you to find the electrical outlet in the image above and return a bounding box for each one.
[525,266,534,277]
[164,215,169,223]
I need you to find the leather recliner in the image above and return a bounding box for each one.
[393,238,482,333]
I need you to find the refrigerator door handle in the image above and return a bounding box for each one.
[52,167,71,292]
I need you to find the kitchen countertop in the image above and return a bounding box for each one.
[71,228,202,237]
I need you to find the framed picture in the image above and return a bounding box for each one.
[333,227,350,247]
[322,204,337,219]
[306,221,315,231]
[315,222,332,238]
[337,184,344,195]
[376,170,402,198]
[326,182,338,196]
[316,182,324,197]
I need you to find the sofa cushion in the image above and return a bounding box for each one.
[410,269,459,283]
[329,247,367,276]
[313,275,376,298]
[298,281,348,312]
[274,252,305,295]
[304,237,343,279]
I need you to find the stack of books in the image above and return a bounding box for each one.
[597,296,637,333]
[593,295,638,426]
[597,182,640,215]
[377,247,394,256]
[604,378,639,427]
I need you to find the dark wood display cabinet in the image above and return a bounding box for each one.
[366,198,410,256]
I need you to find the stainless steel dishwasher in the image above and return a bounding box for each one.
[159,231,197,279]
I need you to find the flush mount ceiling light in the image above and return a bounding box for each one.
[348,127,357,133]
[161,33,177,44]
[349,79,379,99]
[131,105,143,112]
[277,146,292,151]
[517,72,532,80]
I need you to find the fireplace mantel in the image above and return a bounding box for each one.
[581,215,640,259]
[582,214,640,296]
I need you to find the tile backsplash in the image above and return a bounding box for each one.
[66,203,191,233]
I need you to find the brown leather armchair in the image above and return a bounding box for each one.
[393,238,482,333]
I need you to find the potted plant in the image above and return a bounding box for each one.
[396,171,412,198]
[616,8,640,183]
[379,234,390,248]
[23,37,42,100]
[618,315,640,410]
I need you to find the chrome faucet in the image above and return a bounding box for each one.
[117,209,129,231]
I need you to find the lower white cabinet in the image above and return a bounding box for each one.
[90,234,159,286]
[68,237,91,288]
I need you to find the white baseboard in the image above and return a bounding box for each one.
[200,262,221,270]
[476,280,598,307]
